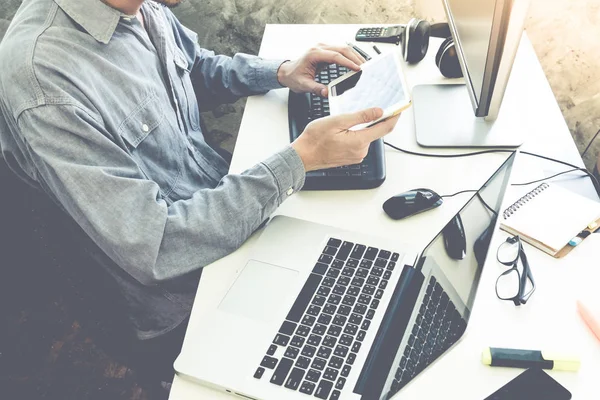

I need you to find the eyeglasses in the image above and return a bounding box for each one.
[495,235,535,306]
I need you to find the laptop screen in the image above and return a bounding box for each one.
[417,151,515,318]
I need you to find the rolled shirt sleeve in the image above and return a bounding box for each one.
[18,104,305,286]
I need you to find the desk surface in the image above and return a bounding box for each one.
[169,24,600,400]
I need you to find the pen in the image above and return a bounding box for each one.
[481,347,580,371]
[577,300,600,343]
[347,42,371,61]
[373,45,381,54]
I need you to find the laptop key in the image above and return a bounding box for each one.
[254,366,265,379]
[319,254,333,264]
[313,324,327,336]
[333,285,346,295]
[341,364,352,377]
[387,261,396,271]
[360,260,373,269]
[286,273,322,323]
[267,344,277,356]
[324,367,339,381]
[347,352,357,365]
[339,334,353,346]
[301,345,317,357]
[341,268,354,277]
[323,277,336,287]
[334,345,349,358]
[313,263,328,275]
[327,238,342,248]
[338,305,351,316]
[336,241,354,261]
[273,334,290,346]
[299,380,316,395]
[318,313,332,325]
[364,247,379,260]
[355,268,368,278]
[306,369,321,382]
[285,347,300,359]
[362,285,375,295]
[358,294,371,304]
[308,334,322,347]
[351,277,365,287]
[378,250,391,260]
[344,323,358,335]
[312,357,327,371]
[317,346,332,359]
[335,376,346,390]
[351,341,362,353]
[326,269,340,279]
[295,356,311,369]
[307,305,321,316]
[329,294,342,305]
[318,286,331,297]
[315,379,334,399]
[327,325,342,337]
[361,320,371,330]
[296,325,311,337]
[284,367,305,390]
[323,304,337,315]
[375,258,387,268]
[342,295,356,307]
[366,309,375,320]
[270,357,293,385]
[261,356,278,369]
[338,276,351,286]
[391,252,400,261]
[346,258,359,268]
[350,244,366,259]
[329,356,344,369]
[333,315,347,326]
[330,390,341,400]
[322,335,337,348]
[323,246,337,256]
[347,286,361,297]
[357,330,366,342]
[312,295,327,307]
[301,315,316,327]
[375,289,384,299]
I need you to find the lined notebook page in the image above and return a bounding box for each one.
[501,184,600,254]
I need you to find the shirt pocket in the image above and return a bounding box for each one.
[173,50,201,131]
[119,92,185,198]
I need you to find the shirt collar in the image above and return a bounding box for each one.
[54,0,137,44]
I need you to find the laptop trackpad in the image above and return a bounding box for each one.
[218,260,299,323]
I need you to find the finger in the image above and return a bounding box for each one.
[310,49,360,71]
[321,45,366,65]
[360,113,401,142]
[333,108,384,130]
[307,81,328,97]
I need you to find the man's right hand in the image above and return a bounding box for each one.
[291,108,400,171]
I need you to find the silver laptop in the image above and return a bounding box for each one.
[174,153,515,400]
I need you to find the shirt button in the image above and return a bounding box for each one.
[142,123,149,132]
[286,188,294,196]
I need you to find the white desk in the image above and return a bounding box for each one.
[169,25,600,400]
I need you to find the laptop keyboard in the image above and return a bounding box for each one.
[387,275,467,397]
[253,238,400,400]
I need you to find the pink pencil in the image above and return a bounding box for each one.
[577,300,600,343]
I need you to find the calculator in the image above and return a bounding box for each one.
[355,25,404,44]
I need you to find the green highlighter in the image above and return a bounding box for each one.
[482,347,580,371]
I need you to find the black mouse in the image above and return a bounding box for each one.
[383,188,443,220]
[443,214,466,260]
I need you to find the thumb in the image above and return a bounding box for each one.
[308,81,328,97]
[360,113,401,142]
[335,108,384,130]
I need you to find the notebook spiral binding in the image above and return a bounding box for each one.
[502,183,550,219]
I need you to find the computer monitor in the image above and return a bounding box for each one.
[413,0,532,147]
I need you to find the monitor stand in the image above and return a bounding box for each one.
[413,84,524,148]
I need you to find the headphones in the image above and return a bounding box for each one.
[399,18,463,79]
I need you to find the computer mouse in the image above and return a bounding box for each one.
[382,188,443,220]
[443,214,466,260]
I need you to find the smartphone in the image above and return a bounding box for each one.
[484,368,571,400]
[328,51,411,129]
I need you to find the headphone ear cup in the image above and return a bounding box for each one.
[404,19,430,64]
[436,38,463,78]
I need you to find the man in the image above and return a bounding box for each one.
[0,0,398,382]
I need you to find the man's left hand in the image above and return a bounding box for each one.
[277,44,367,97]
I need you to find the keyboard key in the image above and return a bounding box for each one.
[334,345,349,358]
[306,368,321,383]
[356,268,368,278]
[286,273,322,323]
[375,289,384,299]
[313,295,327,307]
[324,367,339,381]
[299,380,316,395]
[358,294,371,304]
[335,376,346,390]
[351,277,365,287]
[311,357,327,371]
[347,353,357,365]
[296,356,311,369]
[342,295,356,307]
[261,355,278,369]
[301,345,316,357]
[327,325,342,337]
[341,268,355,277]
[317,346,332,359]
[350,244,366,259]
[318,313,332,325]
[338,305,351,316]
[322,335,337,348]
[326,269,340,279]
[360,260,373,269]
[375,258,387,268]
[352,341,362,353]
[308,334,322,347]
[361,320,371,330]
[333,315,347,327]
[387,261,396,271]
[357,330,366,341]
[367,276,379,286]
[346,258,359,268]
[371,299,380,309]
[329,356,344,369]
[273,334,290,346]
[364,247,379,260]
[327,238,342,248]
[371,267,384,277]
[252,366,266,380]
[336,241,354,261]
[285,347,300,359]
[331,259,345,269]
[331,390,341,400]
[362,285,375,295]
[270,357,293,385]
[280,321,297,336]
[323,304,337,315]
[329,294,342,305]
[341,364,352,377]
[354,304,367,315]
[383,270,392,280]
[338,276,351,286]
[267,344,277,356]
[378,250,391,260]
[347,286,361,296]
[307,305,321,316]
[344,323,358,335]
[291,335,305,348]
[296,325,311,337]
[366,309,375,320]
[301,315,316,327]
[315,379,333,399]
[323,277,336,287]
[319,254,333,264]
[284,367,305,390]
[333,284,346,295]
[349,314,363,325]
[323,246,337,256]
[340,334,353,346]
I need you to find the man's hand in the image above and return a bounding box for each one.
[292,108,400,172]
[277,44,367,97]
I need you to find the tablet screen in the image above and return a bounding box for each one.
[330,52,408,114]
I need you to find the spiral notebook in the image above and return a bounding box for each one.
[500,183,600,257]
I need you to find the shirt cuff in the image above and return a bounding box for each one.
[255,58,287,91]
[261,146,306,204]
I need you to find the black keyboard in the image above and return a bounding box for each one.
[288,64,386,190]
[387,276,467,397]
[253,238,401,400]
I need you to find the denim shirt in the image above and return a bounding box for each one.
[0,0,305,339]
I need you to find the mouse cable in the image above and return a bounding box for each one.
[440,189,477,198]
[383,141,600,193]
[582,128,600,158]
